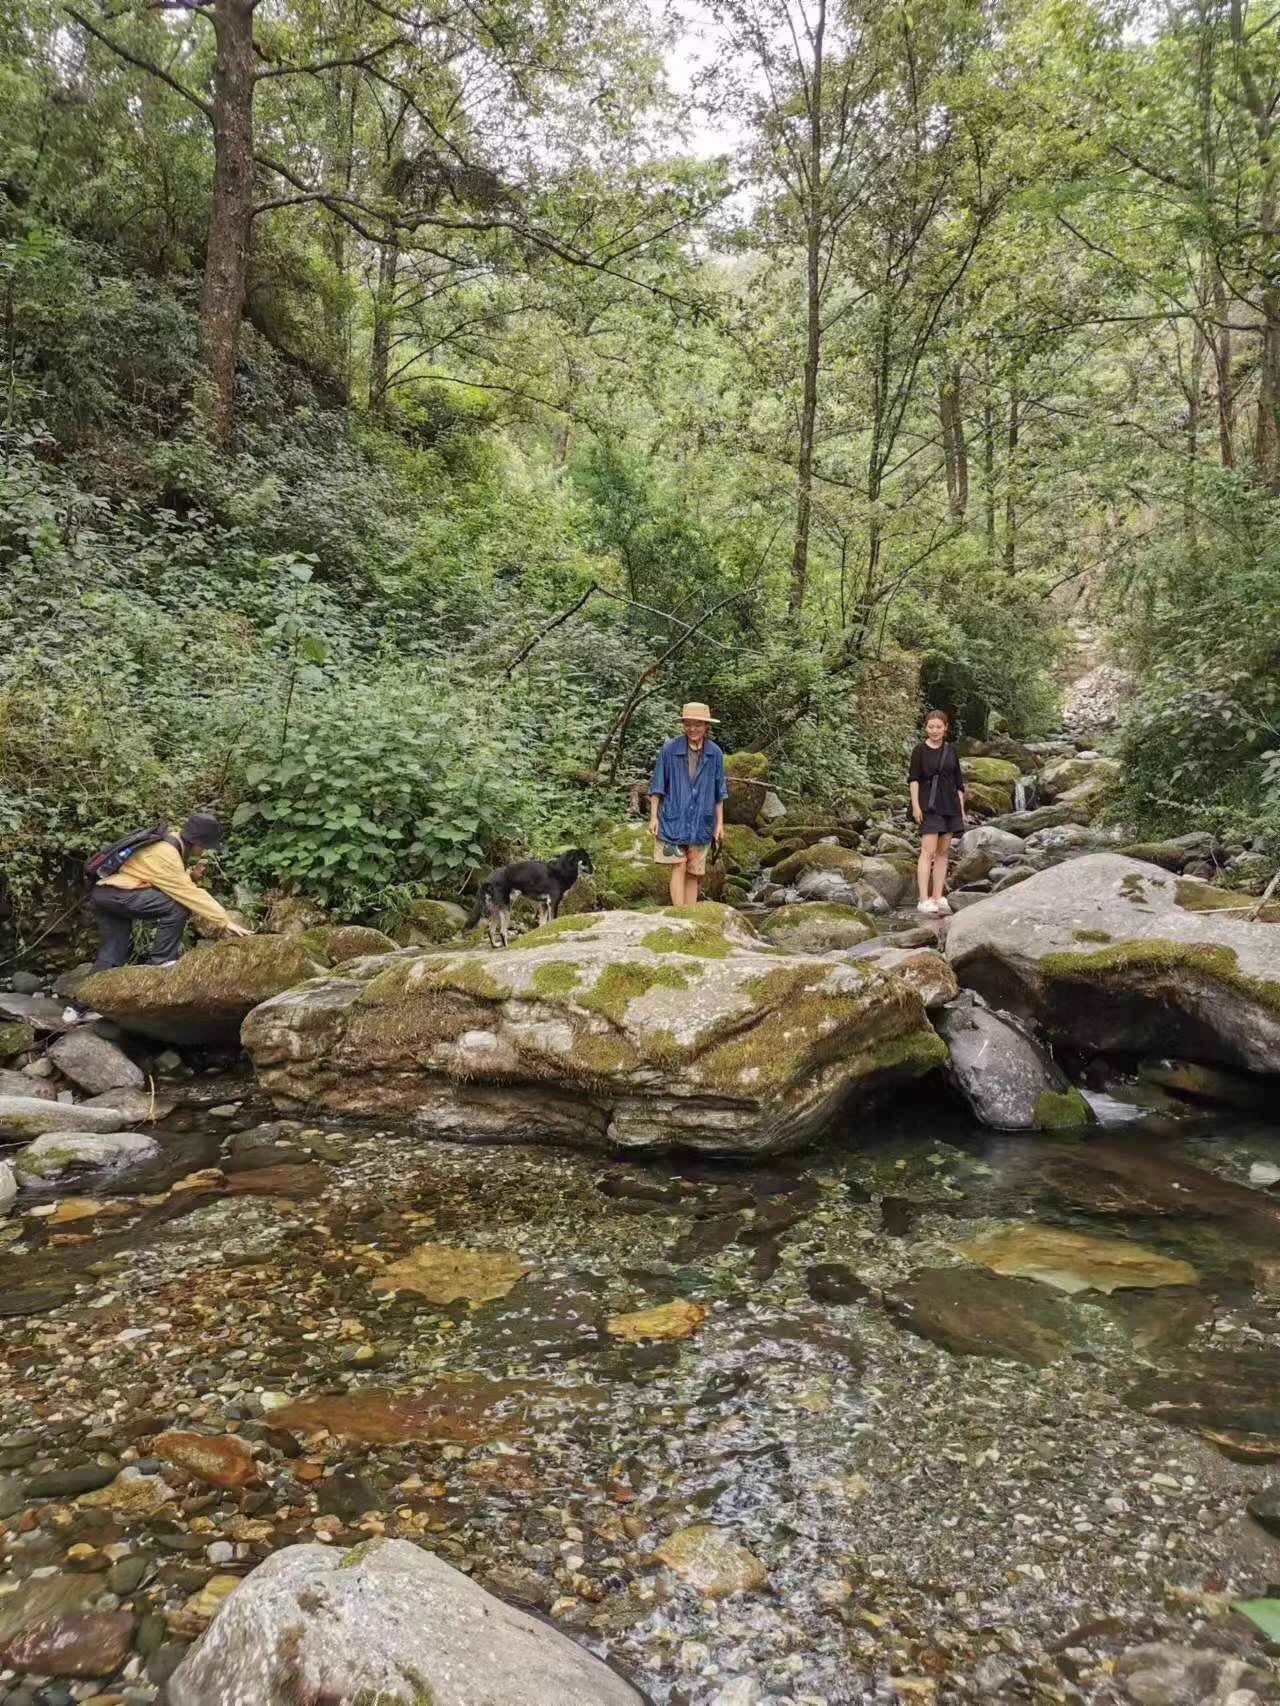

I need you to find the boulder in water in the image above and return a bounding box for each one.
[958,824,1027,862]
[242,906,946,1156]
[0,1096,141,1140]
[946,853,1280,1073]
[932,990,1093,1130]
[163,1538,645,1706]
[842,944,957,1010]
[0,1068,56,1101]
[961,756,1020,788]
[0,1160,15,1215]
[13,1128,159,1180]
[1040,753,1120,801]
[758,903,876,953]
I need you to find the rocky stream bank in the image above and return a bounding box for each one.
[2,730,1279,1704]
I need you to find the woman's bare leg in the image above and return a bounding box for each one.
[930,834,953,902]
[918,834,939,904]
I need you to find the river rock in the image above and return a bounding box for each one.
[957,1223,1197,1294]
[0,1160,15,1215]
[655,1525,767,1597]
[0,1018,36,1059]
[2,1609,136,1677]
[75,935,343,1046]
[1124,1350,1280,1459]
[47,1028,144,1094]
[1040,753,1121,800]
[885,1268,1084,1365]
[606,1298,708,1341]
[370,1243,529,1304]
[0,991,68,1033]
[932,990,1093,1130]
[1247,1483,1280,1537]
[0,1066,56,1100]
[163,1538,646,1706]
[951,846,1001,888]
[945,853,1280,1072]
[84,1085,178,1121]
[13,1128,159,1179]
[153,1431,256,1489]
[758,903,876,952]
[0,1096,141,1140]
[243,906,946,1156]
[1024,822,1097,852]
[962,756,1020,788]
[956,824,1027,863]
[1106,1642,1271,1705]
[843,944,957,1010]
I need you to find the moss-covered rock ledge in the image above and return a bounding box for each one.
[78,926,399,1046]
[241,905,945,1156]
[945,853,1280,1072]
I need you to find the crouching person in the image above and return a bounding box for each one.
[65,812,250,1022]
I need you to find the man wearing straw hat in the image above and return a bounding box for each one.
[647,702,729,906]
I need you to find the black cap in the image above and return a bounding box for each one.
[180,812,224,850]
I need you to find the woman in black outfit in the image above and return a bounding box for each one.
[908,709,966,914]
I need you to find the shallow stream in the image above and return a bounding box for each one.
[2,1075,1279,1703]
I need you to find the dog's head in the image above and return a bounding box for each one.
[563,847,595,876]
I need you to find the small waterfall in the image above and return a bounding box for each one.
[1013,774,1037,813]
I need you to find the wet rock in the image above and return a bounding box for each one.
[0,1474,22,1516]
[0,1098,140,1141]
[13,1129,159,1179]
[0,1281,77,1316]
[933,991,1093,1130]
[1039,753,1121,801]
[1107,1641,1270,1705]
[606,1299,708,1341]
[1039,1140,1280,1233]
[885,1267,1084,1365]
[269,1379,608,1446]
[24,1464,120,1498]
[370,1242,530,1305]
[957,1223,1198,1294]
[47,1030,143,1095]
[2,1610,136,1678]
[243,907,944,1157]
[163,1538,646,1705]
[223,1162,326,1198]
[805,1262,868,1303]
[1247,1482,1280,1538]
[83,1086,178,1122]
[946,853,1280,1073]
[76,1469,177,1516]
[1124,1350,1280,1459]
[987,803,1089,838]
[316,1464,382,1522]
[1025,822,1099,852]
[1138,1057,1271,1111]
[654,1524,767,1597]
[106,1555,153,1594]
[0,1575,105,1649]
[0,1067,56,1100]
[842,944,957,1011]
[957,824,1028,863]
[757,903,876,953]
[0,1159,15,1216]
[153,1432,256,1490]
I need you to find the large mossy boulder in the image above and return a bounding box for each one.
[962,781,1013,818]
[722,751,769,827]
[769,843,864,887]
[242,905,945,1156]
[1040,753,1120,802]
[595,823,725,907]
[77,935,357,1046]
[945,853,1280,1073]
[960,756,1020,788]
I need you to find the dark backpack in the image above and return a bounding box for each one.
[84,825,176,884]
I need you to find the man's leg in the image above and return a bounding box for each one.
[115,888,191,963]
[681,844,708,906]
[668,862,686,906]
[88,890,137,972]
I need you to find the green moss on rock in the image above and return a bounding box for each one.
[570,1031,645,1079]
[506,916,601,950]
[1033,1087,1092,1129]
[1072,929,1113,944]
[770,844,864,886]
[577,961,690,1023]
[1174,879,1280,922]
[962,756,1020,787]
[0,1019,35,1060]
[528,960,584,997]
[297,925,398,961]
[724,751,769,779]
[1040,938,1280,1018]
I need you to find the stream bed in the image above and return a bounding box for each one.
[2,1075,1279,1703]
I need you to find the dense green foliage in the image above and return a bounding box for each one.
[1,0,1277,933]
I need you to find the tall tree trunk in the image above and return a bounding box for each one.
[939,362,967,520]
[1003,376,1018,575]
[197,0,255,442]
[1228,0,1279,492]
[368,237,399,410]
[981,353,996,557]
[787,0,826,618]
[1213,270,1235,467]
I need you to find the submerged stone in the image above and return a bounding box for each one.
[654,1525,767,1597]
[3,1609,136,1678]
[957,1223,1198,1295]
[269,1378,608,1445]
[1124,1350,1280,1460]
[885,1267,1084,1365]
[163,1539,646,1706]
[370,1242,529,1305]
[243,907,945,1156]
[606,1298,709,1342]
[153,1431,256,1489]
[0,1097,139,1141]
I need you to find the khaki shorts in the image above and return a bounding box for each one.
[654,841,709,875]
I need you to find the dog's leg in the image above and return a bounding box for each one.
[537,894,553,928]
[496,903,510,949]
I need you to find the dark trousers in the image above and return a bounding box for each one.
[89,886,190,971]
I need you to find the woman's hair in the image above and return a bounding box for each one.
[923,708,950,728]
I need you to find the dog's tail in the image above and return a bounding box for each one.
[464,884,488,929]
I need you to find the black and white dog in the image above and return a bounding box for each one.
[464,848,595,948]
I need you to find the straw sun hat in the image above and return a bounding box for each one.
[679,701,719,723]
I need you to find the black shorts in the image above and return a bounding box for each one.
[920,813,963,837]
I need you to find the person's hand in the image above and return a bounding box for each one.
[224,921,252,938]
[647,815,659,837]
[911,806,923,826]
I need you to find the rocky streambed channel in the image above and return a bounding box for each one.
[2,733,1280,1704]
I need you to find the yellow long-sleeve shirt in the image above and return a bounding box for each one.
[97,828,233,932]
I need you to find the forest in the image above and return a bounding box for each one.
[1,0,1279,930]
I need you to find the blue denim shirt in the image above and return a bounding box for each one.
[649,736,729,847]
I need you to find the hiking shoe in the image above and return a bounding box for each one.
[916,900,939,915]
[934,897,953,915]
[61,1005,103,1025]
